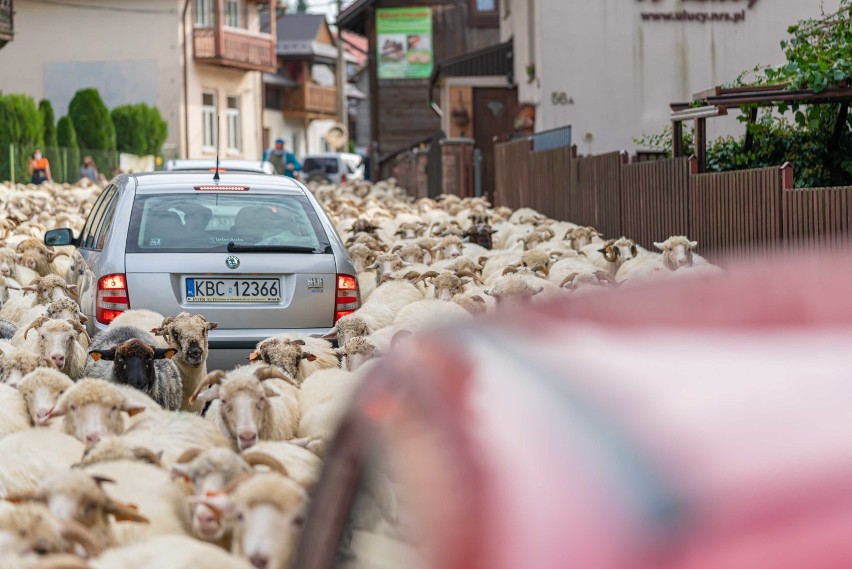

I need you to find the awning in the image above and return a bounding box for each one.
[346,83,368,100]
[430,40,513,86]
[262,72,299,89]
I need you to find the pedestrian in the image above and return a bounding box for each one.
[28,149,52,185]
[266,138,302,178]
[79,155,99,183]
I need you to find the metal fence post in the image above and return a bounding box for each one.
[9,144,14,183]
[473,149,482,198]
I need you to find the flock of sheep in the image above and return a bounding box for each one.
[0,178,719,569]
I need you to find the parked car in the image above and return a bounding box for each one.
[164,159,276,175]
[44,171,360,369]
[295,257,852,569]
[300,153,363,185]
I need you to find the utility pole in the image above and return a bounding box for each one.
[337,0,349,149]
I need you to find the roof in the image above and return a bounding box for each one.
[431,40,513,85]
[336,0,373,34]
[278,13,326,43]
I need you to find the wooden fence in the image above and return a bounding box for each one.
[494,140,852,257]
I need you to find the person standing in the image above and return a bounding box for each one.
[267,138,302,178]
[28,149,52,185]
[79,155,99,183]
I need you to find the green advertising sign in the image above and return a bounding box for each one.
[376,7,433,79]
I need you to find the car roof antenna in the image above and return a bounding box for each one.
[213,114,221,182]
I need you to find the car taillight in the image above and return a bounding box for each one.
[335,274,360,323]
[341,173,348,184]
[97,273,130,325]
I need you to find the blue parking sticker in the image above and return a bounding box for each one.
[186,278,196,298]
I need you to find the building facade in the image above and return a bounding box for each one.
[501,0,843,154]
[0,0,276,160]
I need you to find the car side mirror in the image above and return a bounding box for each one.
[45,228,76,247]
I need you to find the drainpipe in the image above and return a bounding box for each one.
[182,0,191,159]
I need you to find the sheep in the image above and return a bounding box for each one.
[581,237,641,275]
[22,317,88,379]
[336,337,381,373]
[99,312,163,350]
[226,473,309,569]
[462,223,497,250]
[115,410,231,470]
[0,317,16,341]
[321,314,371,348]
[559,271,619,292]
[433,235,465,260]
[483,275,545,307]
[18,368,74,428]
[0,383,33,439]
[242,442,322,490]
[15,240,70,279]
[294,368,359,457]
[391,242,431,265]
[190,366,301,451]
[414,271,480,301]
[654,235,699,270]
[0,429,85,496]
[0,352,56,388]
[85,327,182,411]
[247,335,337,385]
[344,281,423,332]
[391,299,471,335]
[47,378,148,447]
[564,226,603,251]
[4,470,153,551]
[151,312,218,411]
[1,275,76,325]
[169,448,252,545]
[0,276,22,313]
[90,534,254,569]
[0,248,27,282]
[0,502,100,560]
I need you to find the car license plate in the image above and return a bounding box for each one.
[185,278,281,303]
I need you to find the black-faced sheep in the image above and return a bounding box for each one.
[152,312,218,411]
[85,327,181,411]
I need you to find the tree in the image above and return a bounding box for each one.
[111,103,169,156]
[39,100,58,149]
[296,0,308,13]
[68,88,116,153]
[57,116,80,183]
[0,94,44,182]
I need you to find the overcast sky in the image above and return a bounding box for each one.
[294,0,357,21]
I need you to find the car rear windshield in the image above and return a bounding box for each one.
[303,157,339,174]
[126,192,331,253]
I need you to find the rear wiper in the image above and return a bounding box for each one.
[227,242,317,253]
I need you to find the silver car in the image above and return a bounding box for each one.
[164,159,277,175]
[45,172,360,369]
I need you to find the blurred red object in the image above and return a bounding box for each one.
[294,255,852,569]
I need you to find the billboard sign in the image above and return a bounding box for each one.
[377,7,433,79]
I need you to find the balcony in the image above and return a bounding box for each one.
[193,26,276,73]
[0,0,13,49]
[280,83,338,119]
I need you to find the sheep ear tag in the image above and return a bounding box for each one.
[89,352,103,362]
[248,351,261,362]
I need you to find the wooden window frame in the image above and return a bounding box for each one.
[468,0,499,28]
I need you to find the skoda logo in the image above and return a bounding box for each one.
[225,255,240,270]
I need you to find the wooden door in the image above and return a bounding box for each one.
[473,87,518,200]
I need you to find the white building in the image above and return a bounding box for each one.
[0,0,277,160]
[501,0,842,154]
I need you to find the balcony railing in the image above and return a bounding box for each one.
[193,26,276,73]
[280,83,338,118]
[0,0,13,48]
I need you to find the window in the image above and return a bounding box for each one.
[469,0,498,26]
[303,157,340,175]
[94,191,120,251]
[195,0,213,26]
[127,193,329,253]
[226,96,241,152]
[202,91,217,151]
[79,186,117,250]
[224,0,241,28]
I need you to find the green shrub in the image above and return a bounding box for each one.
[111,103,168,156]
[111,104,147,156]
[39,99,61,180]
[68,88,116,153]
[140,104,168,156]
[0,94,44,182]
[57,115,80,183]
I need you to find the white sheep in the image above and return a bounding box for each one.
[191,366,301,451]
[294,368,360,457]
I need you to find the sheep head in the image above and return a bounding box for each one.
[49,378,147,447]
[247,338,316,381]
[19,368,73,426]
[27,318,85,372]
[483,276,544,306]
[152,312,218,368]
[654,236,698,270]
[89,339,176,393]
[191,366,293,451]
[0,502,101,559]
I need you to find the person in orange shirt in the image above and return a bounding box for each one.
[28,149,52,185]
